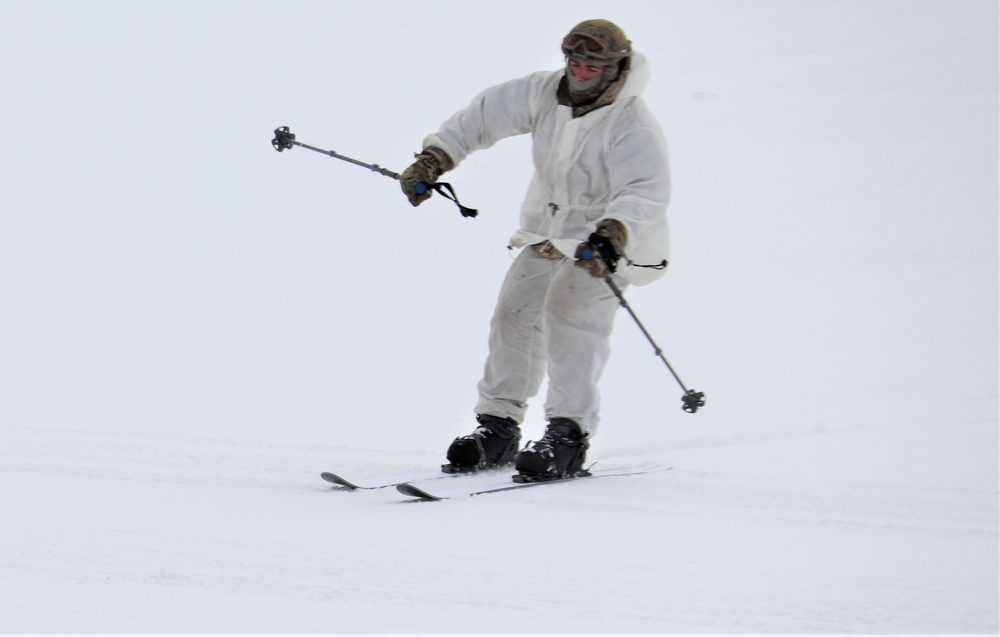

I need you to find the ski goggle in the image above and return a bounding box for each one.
[562,34,607,61]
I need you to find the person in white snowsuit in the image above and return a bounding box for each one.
[401,19,670,479]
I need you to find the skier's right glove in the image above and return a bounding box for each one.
[575,219,628,278]
[400,146,454,207]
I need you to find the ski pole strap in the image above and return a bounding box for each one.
[581,240,668,273]
[420,181,478,218]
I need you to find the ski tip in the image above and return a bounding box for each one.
[321,472,359,489]
[396,483,445,501]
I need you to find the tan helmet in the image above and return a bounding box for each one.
[561,19,632,65]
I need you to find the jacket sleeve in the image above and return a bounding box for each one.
[602,100,671,269]
[422,71,551,167]
[604,100,670,285]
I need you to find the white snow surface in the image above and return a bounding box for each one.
[1,1,997,633]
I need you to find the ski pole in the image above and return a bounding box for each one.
[603,276,706,413]
[581,239,706,414]
[271,126,477,218]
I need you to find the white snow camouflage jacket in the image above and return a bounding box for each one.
[424,52,671,286]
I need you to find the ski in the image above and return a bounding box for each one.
[321,470,450,490]
[320,466,500,490]
[395,463,672,501]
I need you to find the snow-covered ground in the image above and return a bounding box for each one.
[1,0,996,633]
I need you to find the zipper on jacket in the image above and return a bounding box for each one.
[548,202,559,216]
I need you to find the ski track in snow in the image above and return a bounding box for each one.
[2,421,996,632]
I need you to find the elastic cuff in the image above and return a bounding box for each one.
[422,146,455,173]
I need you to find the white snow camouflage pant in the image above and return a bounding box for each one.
[475,247,625,435]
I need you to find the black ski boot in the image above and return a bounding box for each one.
[513,418,590,481]
[443,414,521,473]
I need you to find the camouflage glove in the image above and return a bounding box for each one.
[575,219,628,278]
[399,146,454,207]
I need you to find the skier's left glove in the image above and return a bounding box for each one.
[400,146,454,207]
[575,219,628,278]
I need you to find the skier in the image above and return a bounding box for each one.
[400,19,671,479]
